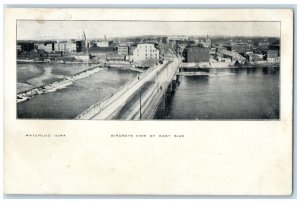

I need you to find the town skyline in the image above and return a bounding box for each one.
[17,21,280,40]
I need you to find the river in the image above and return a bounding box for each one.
[155,67,280,120]
[17,63,139,119]
[17,63,280,120]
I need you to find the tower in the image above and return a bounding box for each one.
[82,30,86,41]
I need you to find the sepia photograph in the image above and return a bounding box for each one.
[16,20,280,120]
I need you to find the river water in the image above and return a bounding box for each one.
[17,63,139,119]
[155,67,280,120]
[17,63,279,120]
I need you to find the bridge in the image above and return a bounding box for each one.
[75,55,182,120]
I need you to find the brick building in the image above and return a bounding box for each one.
[182,45,209,63]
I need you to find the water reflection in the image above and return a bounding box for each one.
[262,66,279,75]
[246,67,257,74]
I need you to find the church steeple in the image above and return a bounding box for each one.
[82,30,86,41]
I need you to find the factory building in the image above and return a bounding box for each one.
[182,45,209,63]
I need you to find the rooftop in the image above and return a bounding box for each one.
[88,46,116,52]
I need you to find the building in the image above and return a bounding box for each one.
[182,45,209,63]
[157,42,168,57]
[36,42,54,52]
[88,46,117,61]
[118,45,129,56]
[97,40,113,47]
[132,43,160,62]
[246,52,264,62]
[18,42,35,52]
[257,41,270,49]
[76,40,87,53]
[269,44,280,56]
[218,50,246,62]
[18,49,48,60]
[89,46,116,55]
[54,42,67,52]
[215,53,232,63]
[65,41,77,53]
[265,50,279,62]
[223,43,250,55]
[209,47,217,54]
[215,46,227,53]
[200,34,212,48]
[16,45,21,50]
[75,30,88,53]
[219,50,246,62]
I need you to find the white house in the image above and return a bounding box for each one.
[132,43,159,62]
[65,41,77,53]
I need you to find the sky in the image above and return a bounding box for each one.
[17,21,280,40]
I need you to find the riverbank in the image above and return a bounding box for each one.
[180,61,280,69]
[17,64,104,103]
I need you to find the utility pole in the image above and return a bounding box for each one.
[99,86,101,102]
[167,62,169,79]
[156,71,159,92]
[98,83,102,113]
[139,91,142,119]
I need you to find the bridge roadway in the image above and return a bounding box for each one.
[75,56,181,120]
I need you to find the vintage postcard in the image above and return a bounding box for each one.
[4,8,293,195]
